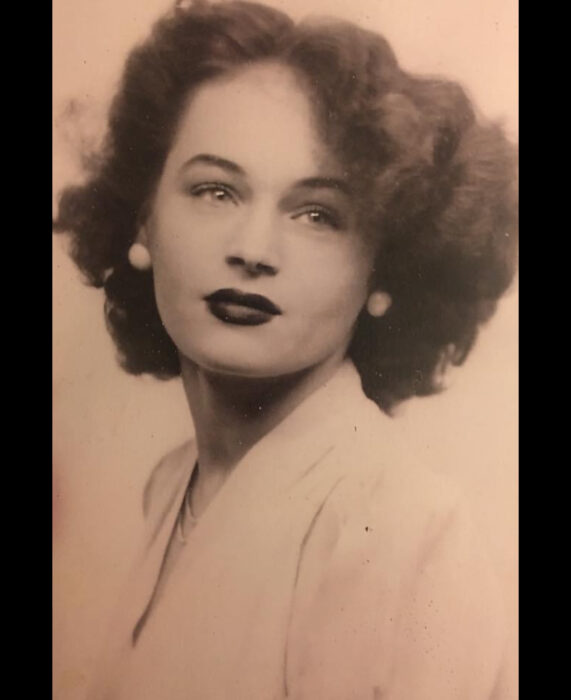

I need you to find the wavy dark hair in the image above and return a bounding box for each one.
[53,0,518,413]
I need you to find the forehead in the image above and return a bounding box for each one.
[164,62,341,182]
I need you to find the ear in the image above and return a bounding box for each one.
[366,290,392,318]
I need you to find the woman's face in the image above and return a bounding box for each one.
[143,62,383,379]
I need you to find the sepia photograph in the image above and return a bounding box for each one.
[53,1,518,698]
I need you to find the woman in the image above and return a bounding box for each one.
[53,0,518,698]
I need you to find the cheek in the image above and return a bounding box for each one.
[148,214,219,292]
[148,193,210,256]
[148,240,205,334]
[293,244,373,322]
[151,249,192,312]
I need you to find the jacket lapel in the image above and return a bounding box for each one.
[106,362,372,700]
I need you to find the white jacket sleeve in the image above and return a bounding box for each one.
[386,501,510,700]
[286,472,511,700]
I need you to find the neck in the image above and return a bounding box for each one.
[180,353,346,513]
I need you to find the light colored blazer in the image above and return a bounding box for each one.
[89,361,510,699]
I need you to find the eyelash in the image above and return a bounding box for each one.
[293,205,342,231]
[188,182,237,204]
[186,184,342,230]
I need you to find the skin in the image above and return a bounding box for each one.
[140,62,391,515]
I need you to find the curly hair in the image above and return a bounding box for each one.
[53,0,518,413]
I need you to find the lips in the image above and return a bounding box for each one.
[204,288,282,326]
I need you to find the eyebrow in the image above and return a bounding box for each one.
[293,177,351,196]
[180,154,350,194]
[180,153,245,176]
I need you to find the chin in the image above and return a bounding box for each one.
[186,345,287,379]
[176,331,347,382]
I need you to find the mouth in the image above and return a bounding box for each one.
[204,288,282,326]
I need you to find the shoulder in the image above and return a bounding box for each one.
[142,439,197,525]
[317,398,494,586]
[288,403,508,697]
[334,397,463,531]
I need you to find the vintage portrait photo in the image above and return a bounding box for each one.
[53,1,518,698]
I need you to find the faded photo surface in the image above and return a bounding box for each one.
[53,1,518,698]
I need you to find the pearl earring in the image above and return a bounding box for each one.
[367,291,391,317]
[128,242,151,270]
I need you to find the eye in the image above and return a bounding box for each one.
[188,183,237,206]
[292,206,342,231]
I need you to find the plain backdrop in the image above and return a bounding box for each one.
[53,1,518,698]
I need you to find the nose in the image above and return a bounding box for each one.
[225,203,280,277]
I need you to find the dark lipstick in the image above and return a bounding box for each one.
[204,288,282,326]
